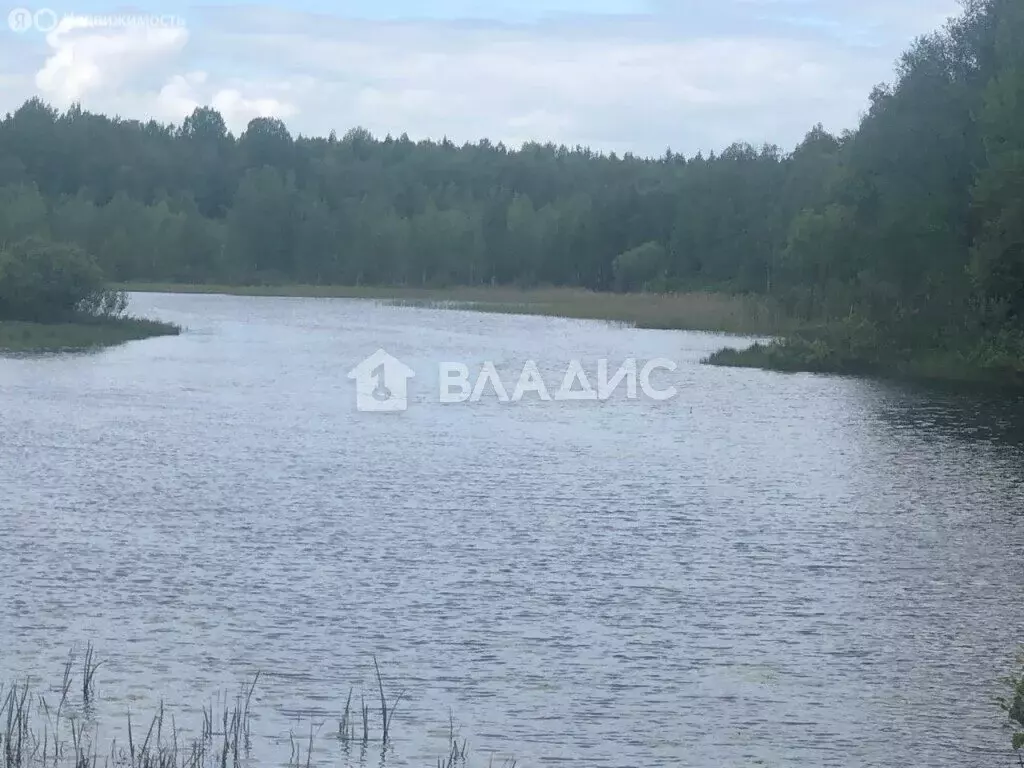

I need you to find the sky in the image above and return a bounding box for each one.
[0,0,962,156]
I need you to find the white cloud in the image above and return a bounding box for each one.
[155,72,207,120]
[210,89,297,128]
[153,71,297,130]
[35,16,188,104]
[1,0,964,154]
[192,16,884,151]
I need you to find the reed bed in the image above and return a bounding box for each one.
[0,667,257,768]
[0,648,513,768]
[118,282,791,336]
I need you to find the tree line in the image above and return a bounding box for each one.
[0,0,1021,363]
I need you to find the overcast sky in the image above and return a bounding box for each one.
[0,0,961,156]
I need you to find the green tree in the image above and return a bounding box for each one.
[225,167,296,281]
[0,183,49,246]
[613,241,666,292]
[970,0,1024,323]
[0,237,106,321]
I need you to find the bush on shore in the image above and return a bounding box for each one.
[0,236,115,322]
[0,236,179,350]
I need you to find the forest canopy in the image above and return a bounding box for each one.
[0,0,1022,368]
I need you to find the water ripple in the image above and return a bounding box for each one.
[1,293,1023,767]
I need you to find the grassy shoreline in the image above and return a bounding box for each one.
[0,315,181,352]
[118,281,1023,388]
[704,338,1024,389]
[118,282,792,336]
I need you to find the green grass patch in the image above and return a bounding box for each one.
[0,315,180,352]
[117,282,794,335]
[705,336,1024,388]
[703,339,877,375]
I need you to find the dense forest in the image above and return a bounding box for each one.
[0,0,1022,370]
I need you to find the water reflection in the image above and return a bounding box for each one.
[872,379,1024,447]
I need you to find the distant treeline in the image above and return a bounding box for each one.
[0,0,1022,364]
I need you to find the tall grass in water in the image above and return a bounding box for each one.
[119,282,791,336]
[0,647,514,768]
[82,643,102,705]
[1,659,258,768]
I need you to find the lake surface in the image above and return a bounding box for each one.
[2,292,1024,767]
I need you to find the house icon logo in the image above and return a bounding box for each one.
[347,349,416,412]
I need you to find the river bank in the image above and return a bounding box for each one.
[0,316,181,352]
[703,335,1024,389]
[118,282,1024,388]
[118,282,793,336]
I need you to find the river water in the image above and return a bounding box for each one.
[2,292,1023,767]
